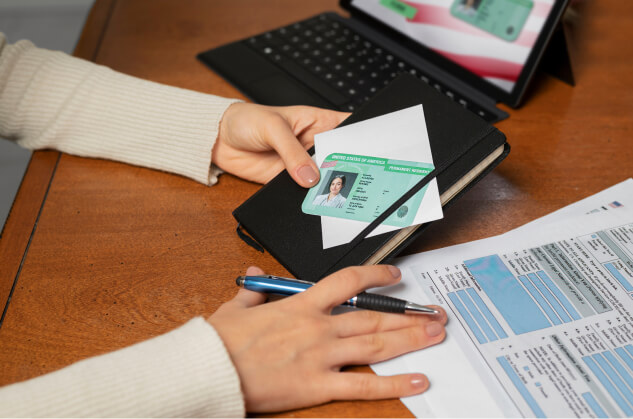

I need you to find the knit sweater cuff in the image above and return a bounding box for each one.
[0,38,240,185]
[0,318,245,417]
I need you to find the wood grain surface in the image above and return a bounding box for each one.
[0,0,631,417]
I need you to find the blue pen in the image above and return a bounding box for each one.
[236,275,439,315]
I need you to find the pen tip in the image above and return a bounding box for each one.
[405,302,439,315]
[235,276,245,287]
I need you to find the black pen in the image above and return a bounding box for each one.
[236,275,439,315]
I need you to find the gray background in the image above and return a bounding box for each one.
[0,0,94,234]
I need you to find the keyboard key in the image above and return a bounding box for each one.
[334,79,347,89]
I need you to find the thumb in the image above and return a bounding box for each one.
[266,119,320,188]
[231,266,267,308]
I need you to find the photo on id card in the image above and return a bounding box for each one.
[450,0,534,42]
[301,152,434,228]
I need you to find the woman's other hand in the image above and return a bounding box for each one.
[213,103,349,187]
[207,265,447,413]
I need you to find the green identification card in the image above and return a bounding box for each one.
[302,153,434,228]
[450,0,533,42]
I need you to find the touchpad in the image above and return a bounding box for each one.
[247,74,333,108]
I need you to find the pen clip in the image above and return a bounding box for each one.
[264,275,315,286]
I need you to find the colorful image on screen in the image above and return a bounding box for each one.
[352,0,555,92]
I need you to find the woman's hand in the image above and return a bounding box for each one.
[207,265,447,413]
[213,103,349,187]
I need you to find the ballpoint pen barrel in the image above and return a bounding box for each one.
[238,276,311,296]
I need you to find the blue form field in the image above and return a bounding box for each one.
[464,255,551,335]
[518,275,561,326]
[582,392,608,418]
[603,351,633,392]
[536,271,582,321]
[448,292,487,344]
[466,288,508,339]
[615,347,633,372]
[457,290,497,342]
[497,356,546,418]
[594,353,633,412]
[527,273,572,323]
[605,263,633,292]
[584,355,633,416]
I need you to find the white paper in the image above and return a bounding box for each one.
[314,105,443,249]
[372,178,633,417]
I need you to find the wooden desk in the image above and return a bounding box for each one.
[0,0,631,417]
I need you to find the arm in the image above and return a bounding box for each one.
[0,318,245,417]
[0,33,347,187]
[0,266,446,417]
[0,33,237,185]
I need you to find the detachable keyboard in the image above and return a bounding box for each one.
[243,14,497,121]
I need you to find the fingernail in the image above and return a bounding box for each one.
[410,374,428,389]
[387,265,401,278]
[297,165,319,186]
[426,321,443,337]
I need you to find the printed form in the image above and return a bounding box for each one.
[372,179,633,417]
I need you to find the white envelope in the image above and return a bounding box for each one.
[314,105,443,249]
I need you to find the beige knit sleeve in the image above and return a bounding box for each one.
[0,33,240,185]
[0,317,246,417]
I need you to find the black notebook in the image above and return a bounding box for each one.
[233,74,509,282]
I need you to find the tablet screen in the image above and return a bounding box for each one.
[348,0,565,103]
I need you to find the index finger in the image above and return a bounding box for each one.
[299,265,401,312]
